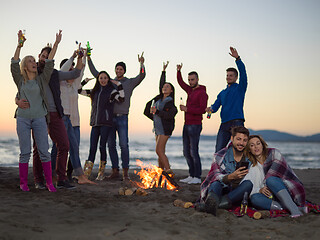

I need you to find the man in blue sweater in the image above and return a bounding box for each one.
[206,47,248,152]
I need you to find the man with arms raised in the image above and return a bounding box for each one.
[206,47,248,152]
[198,126,253,216]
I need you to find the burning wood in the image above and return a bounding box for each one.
[133,160,180,191]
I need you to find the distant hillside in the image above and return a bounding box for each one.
[171,130,320,142]
[249,130,320,142]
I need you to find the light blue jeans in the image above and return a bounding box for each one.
[250,176,288,210]
[16,116,50,163]
[108,115,129,169]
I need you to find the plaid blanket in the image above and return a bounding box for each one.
[229,201,320,218]
[264,148,305,206]
[199,144,232,203]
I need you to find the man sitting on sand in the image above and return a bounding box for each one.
[197,126,252,216]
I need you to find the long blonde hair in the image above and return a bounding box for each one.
[20,55,38,82]
[245,135,269,166]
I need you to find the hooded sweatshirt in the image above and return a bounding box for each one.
[177,71,208,125]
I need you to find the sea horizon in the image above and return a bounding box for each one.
[1,135,319,170]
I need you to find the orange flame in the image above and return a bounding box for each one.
[133,160,177,191]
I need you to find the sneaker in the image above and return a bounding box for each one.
[188,177,202,184]
[179,176,193,183]
[35,182,46,190]
[56,180,76,189]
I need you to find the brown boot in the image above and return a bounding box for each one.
[106,168,120,180]
[122,168,130,181]
[83,160,94,178]
[96,161,106,181]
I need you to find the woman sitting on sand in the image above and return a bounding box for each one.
[11,30,60,192]
[144,61,178,175]
[243,135,307,217]
[80,71,124,180]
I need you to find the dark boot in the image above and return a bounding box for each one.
[218,195,232,209]
[204,192,220,216]
[106,168,120,180]
[122,168,130,181]
[66,157,73,182]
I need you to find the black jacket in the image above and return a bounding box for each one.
[144,71,177,136]
[90,84,116,127]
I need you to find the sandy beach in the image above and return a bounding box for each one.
[0,167,319,240]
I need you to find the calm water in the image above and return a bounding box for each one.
[0,136,319,169]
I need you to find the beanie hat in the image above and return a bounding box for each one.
[115,62,126,73]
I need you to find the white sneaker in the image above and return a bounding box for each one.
[188,177,201,184]
[179,176,193,183]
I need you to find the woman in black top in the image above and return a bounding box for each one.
[144,62,177,174]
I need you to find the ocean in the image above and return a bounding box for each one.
[0,135,319,170]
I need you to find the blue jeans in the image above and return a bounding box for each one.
[52,116,83,176]
[66,126,80,176]
[215,119,244,153]
[250,176,287,210]
[182,124,202,178]
[108,115,129,169]
[88,126,112,164]
[16,116,50,163]
[208,180,253,204]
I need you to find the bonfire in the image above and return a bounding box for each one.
[133,160,180,191]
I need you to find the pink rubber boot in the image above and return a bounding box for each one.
[42,161,57,192]
[19,163,30,192]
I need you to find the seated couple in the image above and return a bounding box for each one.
[197,126,307,218]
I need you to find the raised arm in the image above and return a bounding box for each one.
[13,30,26,61]
[48,30,62,60]
[128,51,146,88]
[87,56,99,78]
[176,63,189,92]
[11,30,26,87]
[60,51,77,72]
[58,54,82,81]
[229,46,247,92]
[159,61,168,93]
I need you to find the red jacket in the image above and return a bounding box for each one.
[177,71,208,125]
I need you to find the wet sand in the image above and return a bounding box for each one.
[0,167,319,240]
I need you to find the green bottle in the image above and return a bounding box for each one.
[86,41,91,56]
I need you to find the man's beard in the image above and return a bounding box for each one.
[232,143,245,153]
[190,83,198,88]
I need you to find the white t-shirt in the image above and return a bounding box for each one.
[242,162,265,196]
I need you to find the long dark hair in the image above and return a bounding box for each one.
[90,71,111,100]
[159,82,175,104]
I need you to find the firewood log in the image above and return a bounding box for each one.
[253,210,271,219]
[173,199,193,209]
[136,188,148,196]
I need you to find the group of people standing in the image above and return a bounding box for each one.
[11,29,307,218]
[12,29,146,191]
